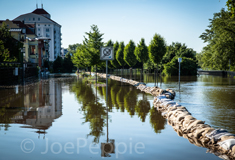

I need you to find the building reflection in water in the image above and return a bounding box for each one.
[0,79,63,138]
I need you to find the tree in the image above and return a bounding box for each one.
[0,40,10,62]
[226,0,235,17]
[68,43,81,55]
[53,56,63,73]
[162,42,186,64]
[110,41,120,68]
[0,22,22,62]
[105,40,114,47]
[124,40,137,67]
[116,42,126,67]
[149,33,166,65]
[63,52,74,73]
[163,57,197,76]
[199,9,235,71]
[134,38,148,69]
[72,44,89,69]
[83,25,104,70]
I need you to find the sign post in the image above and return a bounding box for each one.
[100,46,114,143]
[178,58,182,90]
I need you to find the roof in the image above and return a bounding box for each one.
[0,20,35,34]
[11,21,35,34]
[32,8,50,15]
[13,13,61,27]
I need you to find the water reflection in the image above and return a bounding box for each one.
[0,79,63,137]
[70,77,166,147]
[118,72,235,134]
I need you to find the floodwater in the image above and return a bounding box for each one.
[0,72,235,160]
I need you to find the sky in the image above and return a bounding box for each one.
[0,0,227,53]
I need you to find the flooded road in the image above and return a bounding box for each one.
[0,73,235,160]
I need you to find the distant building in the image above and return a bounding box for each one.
[61,48,68,59]
[13,5,61,62]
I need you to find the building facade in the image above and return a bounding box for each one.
[0,19,50,67]
[13,6,61,62]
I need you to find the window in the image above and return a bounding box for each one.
[45,24,46,26]
[38,18,40,21]
[46,28,49,32]
[33,18,35,21]
[38,28,40,31]
[38,24,40,26]
[38,33,40,36]
[48,24,50,26]
[29,18,31,21]
[46,33,50,37]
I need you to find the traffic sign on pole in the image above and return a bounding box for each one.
[100,47,114,60]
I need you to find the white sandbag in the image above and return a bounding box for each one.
[218,139,235,150]
[206,129,235,141]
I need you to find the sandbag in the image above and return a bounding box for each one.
[218,139,235,150]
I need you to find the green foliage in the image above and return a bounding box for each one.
[199,9,235,71]
[116,41,127,67]
[163,57,197,76]
[124,40,137,67]
[226,0,235,17]
[162,42,196,65]
[110,41,120,68]
[0,22,22,62]
[196,52,203,68]
[134,38,148,68]
[0,40,10,62]
[105,39,114,47]
[149,33,166,65]
[68,43,81,55]
[72,44,89,68]
[161,42,198,76]
[63,53,74,73]
[83,24,104,68]
[143,59,155,70]
[53,56,63,73]
[162,42,182,64]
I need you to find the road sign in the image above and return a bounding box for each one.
[178,58,182,63]
[100,47,114,60]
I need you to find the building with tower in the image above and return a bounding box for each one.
[13,4,62,62]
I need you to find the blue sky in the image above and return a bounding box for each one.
[0,0,227,53]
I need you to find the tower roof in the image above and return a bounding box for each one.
[32,8,49,15]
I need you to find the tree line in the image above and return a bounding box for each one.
[197,0,235,71]
[71,25,197,76]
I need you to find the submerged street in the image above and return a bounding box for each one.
[0,74,235,160]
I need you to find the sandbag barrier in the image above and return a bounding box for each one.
[85,72,235,159]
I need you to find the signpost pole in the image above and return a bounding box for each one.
[178,58,182,90]
[179,61,180,90]
[106,60,108,143]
